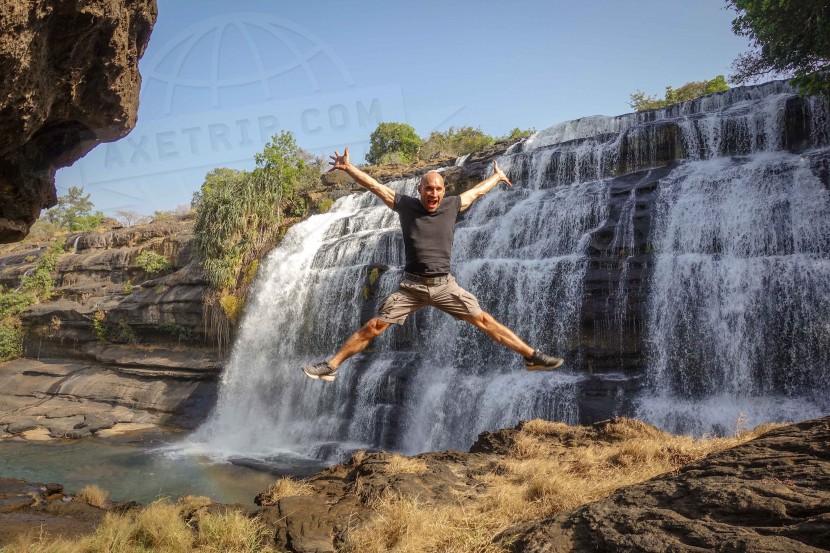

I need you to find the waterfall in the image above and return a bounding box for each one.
[634,84,830,435]
[635,152,830,435]
[188,146,603,461]
[184,79,830,463]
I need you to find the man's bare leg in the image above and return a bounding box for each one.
[459,311,563,370]
[460,311,534,357]
[329,317,392,368]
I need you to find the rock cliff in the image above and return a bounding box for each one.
[0,216,219,438]
[0,0,157,243]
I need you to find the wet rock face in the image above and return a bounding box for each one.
[0,0,157,243]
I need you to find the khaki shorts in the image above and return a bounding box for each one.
[377,274,483,325]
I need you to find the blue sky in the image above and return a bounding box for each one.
[55,0,752,215]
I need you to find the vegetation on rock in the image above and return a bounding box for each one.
[340,418,778,552]
[728,0,830,95]
[419,126,496,160]
[0,243,62,361]
[192,131,322,351]
[135,250,173,274]
[0,417,788,553]
[367,123,534,164]
[629,75,730,111]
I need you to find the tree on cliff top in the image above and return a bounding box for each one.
[629,75,729,111]
[366,122,422,165]
[727,0,830,96]
[43,186,104,232]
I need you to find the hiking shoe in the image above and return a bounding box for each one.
[524,350,564,371]
[302,361,338,381]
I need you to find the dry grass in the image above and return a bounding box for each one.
[195,510,271,553]
[384,454,428,474]
[257,476,316,506]
[342,417,780,552]
[342,492,502,553]
[73,484,108,508]
[3,499,274,553]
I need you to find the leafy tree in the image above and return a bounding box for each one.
[629,75,730,111]
[366,122,422,165]
[418,126,495,160]
[727,0,830,95]
[255,131,321,215]
[194,132,320,291]
[43,186,104,231]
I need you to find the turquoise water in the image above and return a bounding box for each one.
[0,437,322,505]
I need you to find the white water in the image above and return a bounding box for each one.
[180,80,830,464]
[636,151,830,434]
[186,151,598,461]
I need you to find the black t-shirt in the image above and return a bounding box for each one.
[393,192,461,276]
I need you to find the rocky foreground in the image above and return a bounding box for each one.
[5,416,825,552]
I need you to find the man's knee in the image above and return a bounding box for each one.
[361,318,391,338]
[462,311,495,330]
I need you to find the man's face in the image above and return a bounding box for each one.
[418,173,446,212]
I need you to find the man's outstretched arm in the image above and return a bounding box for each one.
[328,147,395,209]
[458,160,513,212]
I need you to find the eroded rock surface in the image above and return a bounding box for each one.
[250,417,830,553]
[502,417,830,553]
[0,0,157,242]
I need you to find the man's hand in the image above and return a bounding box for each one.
[493,160,512,187]
[326,146,396,209]
[327,147,352,173]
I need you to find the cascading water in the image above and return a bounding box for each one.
[188,143,606,461]
[635,88,830,434]
[186,79,830,464]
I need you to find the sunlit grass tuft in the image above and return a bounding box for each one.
[73,484,108,508]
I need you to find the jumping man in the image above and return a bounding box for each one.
[302,147,564,381]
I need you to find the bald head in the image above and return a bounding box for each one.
[420,171,445,188]
[417,171,446,212]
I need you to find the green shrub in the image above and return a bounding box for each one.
[0,319,23,362]
[195,133,320,291]
[122,282,134,294]
[629,75,729,111]
[19,242,63,299]
[0,287,36,320]
[92,311,108,343]
[136,250,172,273]
[418,126,495,160]
[0,245,61,362]
[505,127,536,141]
[315,197,334,213]
[366,122,422,165]
[110,319,139,344]
[157,322,194,343]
